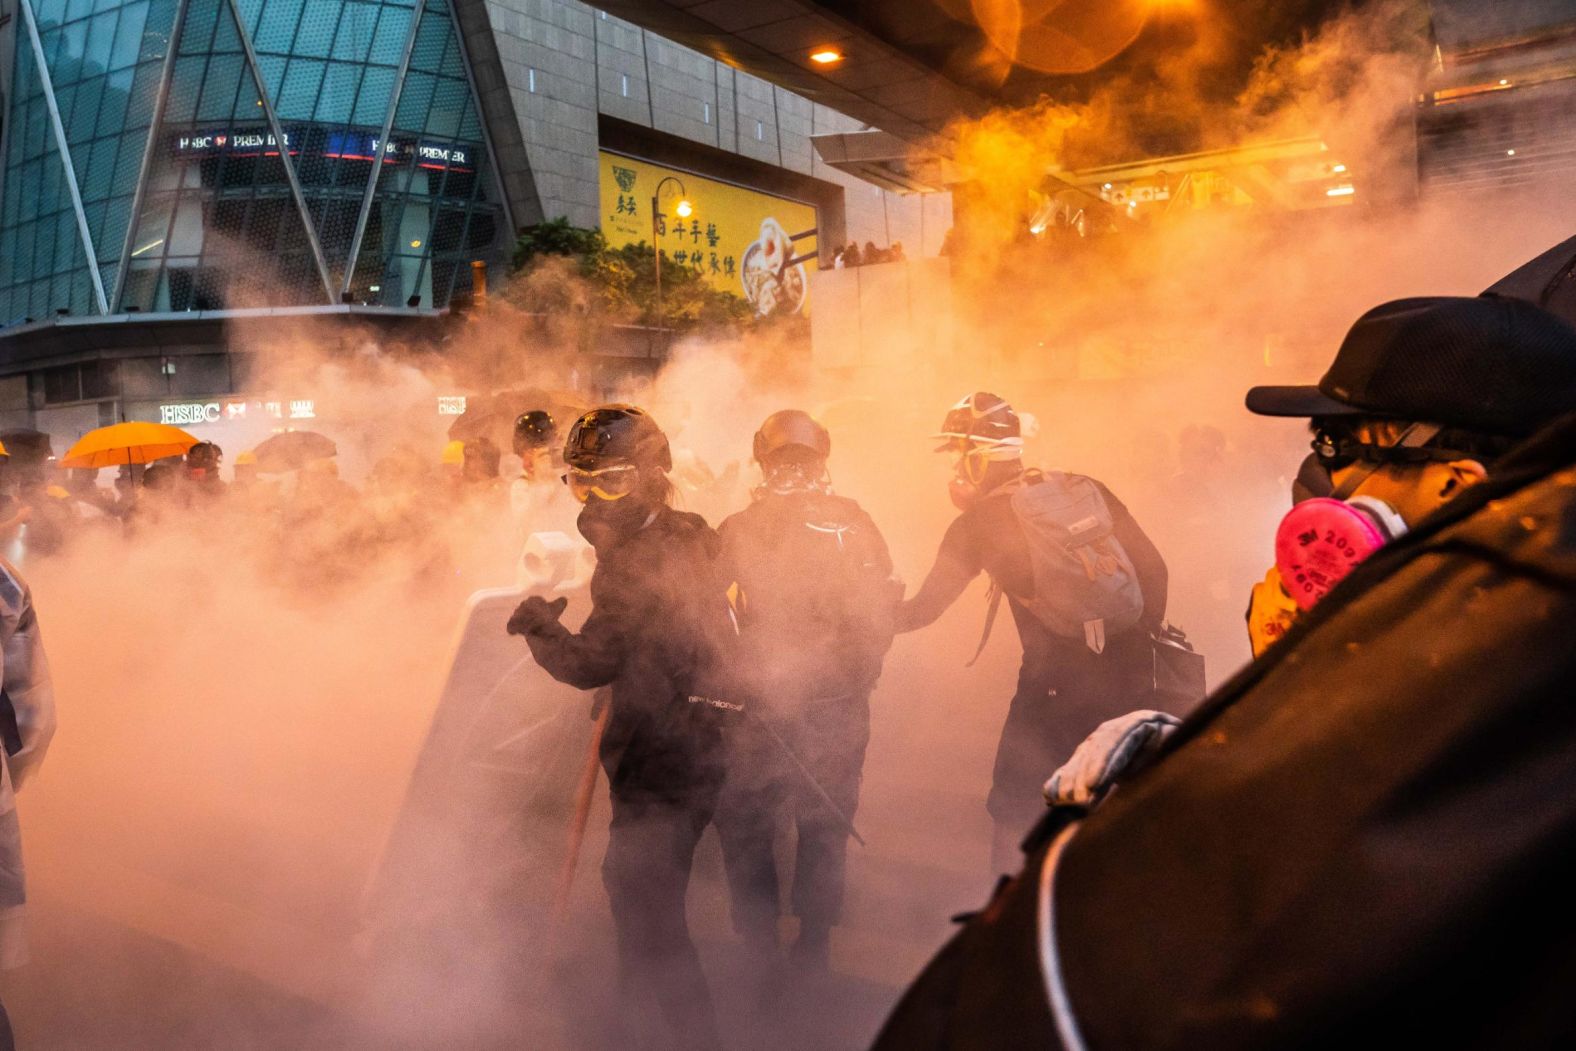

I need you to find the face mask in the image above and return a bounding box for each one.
[755,461,829,499]
[576,490,654,549]
[948,473,979,511]
[1274,495,1408,610]
[1290,453,1333,505]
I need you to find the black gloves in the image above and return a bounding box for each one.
[507,595,568,637]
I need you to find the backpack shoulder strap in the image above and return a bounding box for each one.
[967,579,1006,667]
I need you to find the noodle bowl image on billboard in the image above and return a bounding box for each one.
[598,151,819,317]
[741,217,812,316]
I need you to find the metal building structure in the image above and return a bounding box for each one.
[0,0,509,323]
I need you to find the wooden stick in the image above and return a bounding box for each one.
[550,700,610,920]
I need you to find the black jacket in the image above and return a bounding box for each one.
[524,507,740,802]
[719,490,895,700]
[874,411,1576,1050]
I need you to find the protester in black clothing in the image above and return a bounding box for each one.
[896,392,1167,873]
[506,405,738,1051]
[184,441,225,499]
[713,410,897,971]
[873,296,1576,1051]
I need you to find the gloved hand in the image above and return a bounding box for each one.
[507,595,568,637]
[1043,709,1181,809]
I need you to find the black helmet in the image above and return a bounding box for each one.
[934,391,1021,451]
[513,410,557,455]
[186,441,223,468]
[564,405,672,471]
[753,409,830,465]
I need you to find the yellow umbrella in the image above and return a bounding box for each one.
[60,421,199,468]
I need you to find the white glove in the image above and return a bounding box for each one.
[1043,710,1181,809]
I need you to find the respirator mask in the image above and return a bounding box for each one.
[946,439,1019,511]
[1274,422,1454,610]
[754,458,830,500]
[569,464,655,547]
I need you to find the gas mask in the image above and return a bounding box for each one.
[754,459,829,500]
[1272,422,1443,610]
[572,465,658,549]
[946,443,1007,510]
[1274,495,1407,610]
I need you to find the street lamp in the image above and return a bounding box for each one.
[651,175,691,331]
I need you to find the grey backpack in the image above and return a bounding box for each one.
[1013,470,1145,650]
[971,471,1145,661]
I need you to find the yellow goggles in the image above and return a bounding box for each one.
[951,447,993,485]
[564,464,640,503]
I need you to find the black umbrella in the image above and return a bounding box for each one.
[1483,234,1576,324]
[0,428,53,466]
[447,388,589,447]
[253,430,337,474]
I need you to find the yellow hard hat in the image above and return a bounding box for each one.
[441,439,465,466]
[235,450,257,466]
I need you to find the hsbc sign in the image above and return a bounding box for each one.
[159,399,313,425]
[160,402,224,425]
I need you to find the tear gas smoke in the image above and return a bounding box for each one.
[4,1,1571,1046]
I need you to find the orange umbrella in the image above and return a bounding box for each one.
[59,421,199,469]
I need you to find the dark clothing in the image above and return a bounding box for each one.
[988,629,1148,829]
[524,507,738,803]
[602,796,721,1050]
[875,412,1576,1050]
[712,491,894,937]
[897,477,1167,634]
[898,475,1167,841]
[520,506,737,1049]
[716,692,872,934]
[719,491,895,698]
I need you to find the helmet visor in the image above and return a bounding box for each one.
[564,464,639,503]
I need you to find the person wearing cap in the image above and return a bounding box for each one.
[872,295,1576,1050]
[895,392,1169,875]
[711,409,899,972]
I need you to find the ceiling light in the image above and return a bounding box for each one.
[809,48,842,64]
[1331,163,1347,173]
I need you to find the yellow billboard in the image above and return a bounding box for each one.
[598,151,819,317]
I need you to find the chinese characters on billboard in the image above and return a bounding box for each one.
[598,151,819,317]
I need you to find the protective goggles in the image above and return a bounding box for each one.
[1310,422,1466,471]
[947,440,1019,484]
[563,464,639,503]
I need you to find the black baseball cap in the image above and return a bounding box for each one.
[1246,295,1576,437]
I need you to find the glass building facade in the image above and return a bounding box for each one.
[0,0,508,323]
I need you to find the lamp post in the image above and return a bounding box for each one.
[650,175,691,333]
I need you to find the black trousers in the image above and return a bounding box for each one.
[714,695,871,938]
[988,631,1148,859]
[601,792,722,1051]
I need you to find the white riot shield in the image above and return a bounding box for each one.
[363,533,598,958]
